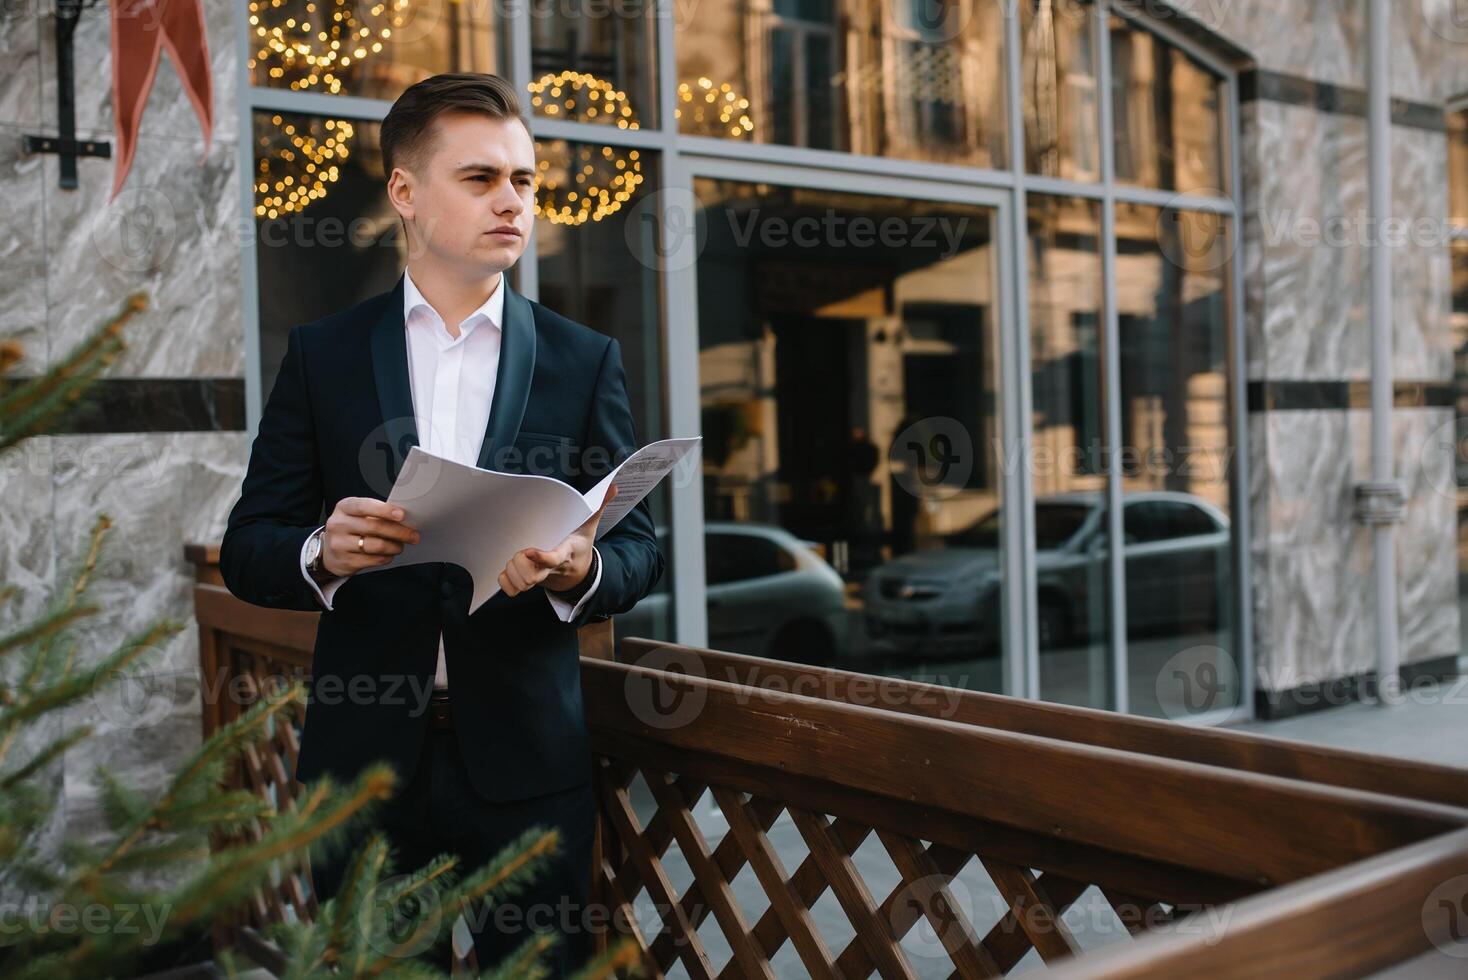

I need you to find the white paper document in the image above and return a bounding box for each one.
[356,436,701,613]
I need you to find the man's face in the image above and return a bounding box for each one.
[389,111,536,275]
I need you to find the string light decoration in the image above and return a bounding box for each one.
[246,0,410,93]
[526,72,643,225]
[533,141,643,226]
[254,116,355,218]
[527,70,640,129]
[676,76,754,138]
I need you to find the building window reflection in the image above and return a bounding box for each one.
[676,0,1007,167]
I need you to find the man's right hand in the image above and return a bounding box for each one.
[319,497,420,577]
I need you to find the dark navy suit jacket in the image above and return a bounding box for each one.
[219,274,663,802]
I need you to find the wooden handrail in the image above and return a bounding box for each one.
[186,544,1468,977]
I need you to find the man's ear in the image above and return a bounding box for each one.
[386,166,415,223]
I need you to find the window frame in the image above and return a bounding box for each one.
[233,0,1250,720]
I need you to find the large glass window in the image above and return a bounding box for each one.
[692,179,1006,689]
[1021,0,1100,180]
[675,0,1008,167]
[1115,201,1238,718]
[1027,194,1111,708]
[529,0,659,129]
[246,0,504,99]
[241,1,1246,711]
[1108,12,1224,192]
[534,141,673,647]
[253,110,403,396]
[1449,105,1468,658]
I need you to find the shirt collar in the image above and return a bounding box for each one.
[402,269,505,337]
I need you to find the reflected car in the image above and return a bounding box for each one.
[863,492,1230,657]
[615,522,849,664]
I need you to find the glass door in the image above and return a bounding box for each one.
[680,159,1019,696]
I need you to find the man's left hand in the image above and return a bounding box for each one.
[498,483,618,596]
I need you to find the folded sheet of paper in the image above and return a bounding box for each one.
[355,436,701,613]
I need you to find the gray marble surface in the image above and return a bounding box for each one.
[1242,100,1370,381]
[38,0,238,146]
[0,3,41,129]
[41,132,243,377]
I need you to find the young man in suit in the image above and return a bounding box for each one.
[220,72,663,973]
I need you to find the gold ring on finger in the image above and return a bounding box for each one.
[357,535,365,553]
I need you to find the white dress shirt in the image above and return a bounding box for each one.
[299,270,602,688]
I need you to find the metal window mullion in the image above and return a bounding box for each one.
[235,2,265,435]
[1002,0,1038,700]
[672,133,1019,189]
[1224,64,1255,720]
[657,0,710,648]
[1098,2,1128,714]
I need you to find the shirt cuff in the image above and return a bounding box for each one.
[298,525,346,611]
[545,546,603,623]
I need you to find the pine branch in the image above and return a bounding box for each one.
[0,294,141,449]
[326,834,391,978]
[23,514,113,685]
[0,726,90,791]
[479,933,556,980]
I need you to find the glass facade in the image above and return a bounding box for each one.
[240,1,1245,716]
[1449,106,1468,659]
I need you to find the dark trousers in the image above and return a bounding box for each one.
[311,725,597,976]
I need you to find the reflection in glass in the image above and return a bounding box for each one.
[530,0,659,129]
[1450,108,1468,230]
[252,110,403,399]
[1028,195,1111,708]
[676,0,1007,167]
[1109,15,1224,192]
[1021,0,1099,180]
[247,0,502,100]
[1452,241,1468,656]
[1115,203,1237,718]
[536,144,672,647]
[692,179,1005,693]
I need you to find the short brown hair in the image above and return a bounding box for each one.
[379,72,528,176]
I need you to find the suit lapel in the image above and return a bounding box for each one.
[476,276,536,471]
[368,275,417,489]
[369,271,538,486]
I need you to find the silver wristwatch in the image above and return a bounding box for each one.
[305,528,327,577]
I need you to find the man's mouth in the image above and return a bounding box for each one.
[487,227,521,238]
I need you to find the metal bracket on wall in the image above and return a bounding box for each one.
[1354,481,1407,525]
[23,0,111,189]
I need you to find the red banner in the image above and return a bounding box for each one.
[109,0,213,200]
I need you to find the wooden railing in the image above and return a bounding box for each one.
[187,545,1468,977]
